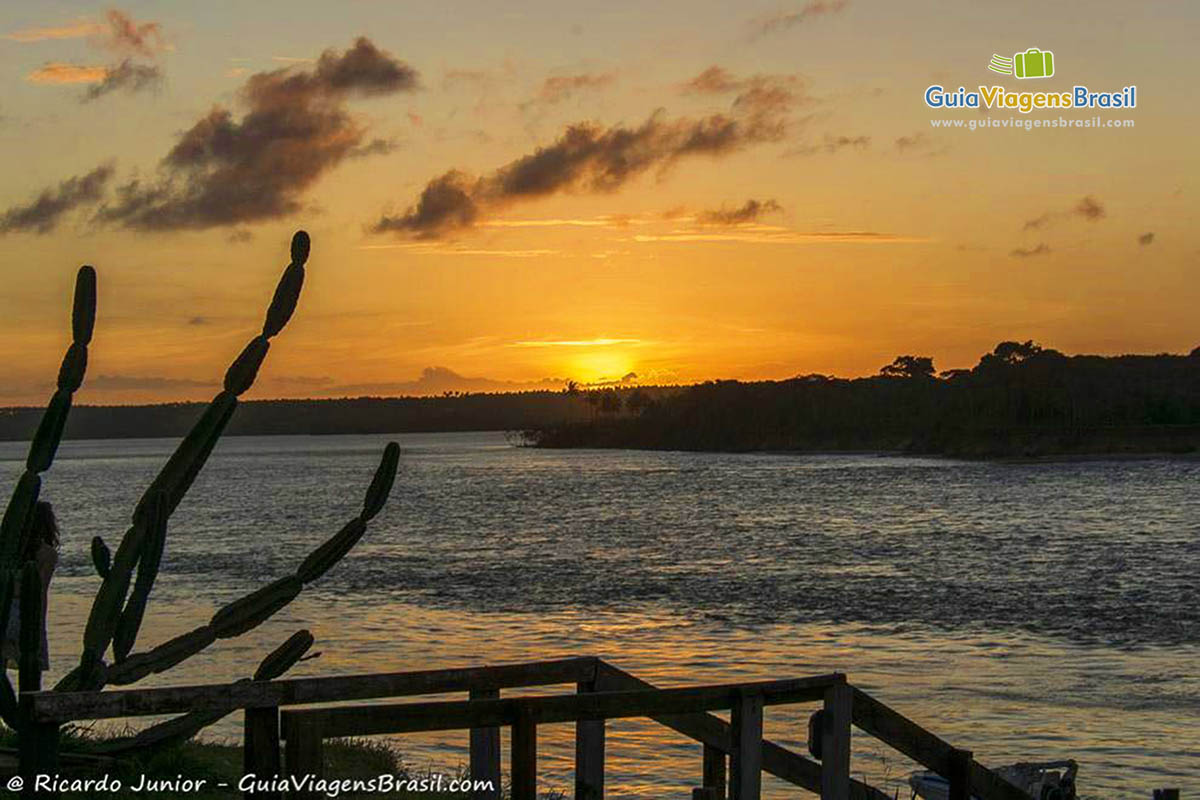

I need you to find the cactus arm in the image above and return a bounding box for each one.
[92,629,315,756]
[78,232,309,677]
[112,493,168,662]
[99,443,398,689]
[0,266,95,570]
[90,536,111,579]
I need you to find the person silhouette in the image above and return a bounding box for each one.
[2,501,59,671]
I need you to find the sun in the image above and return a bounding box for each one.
[572,350,635,384]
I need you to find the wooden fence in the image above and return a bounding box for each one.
[19,655,1033,800]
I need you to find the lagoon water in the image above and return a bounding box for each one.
[2,431,1196,797]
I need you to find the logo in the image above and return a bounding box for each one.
[989,48,1055,79]
[923,48,1136,114]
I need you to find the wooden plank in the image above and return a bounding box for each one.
[729,693,763,800]
[244,707,282,800]
[27,656,599,722]
[511,710,537,800]
[821,682,851,800]
[594,663,889,800]
[468,688,500,800]
[948,748,972,800]
[574,681,604,800]
[279,675,840,739]
[283,718,323,800]
[693,790,719,800]
[702,743,726,800]
[850,688,952,775]
[852,689,1031,800]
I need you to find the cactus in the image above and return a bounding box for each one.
[5,231,402,753]
[0,265,95,728]
[106,443,398,685]
[95,629,315,756]
[78,232,310,685]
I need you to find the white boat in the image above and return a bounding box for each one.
[909,760,1078,800]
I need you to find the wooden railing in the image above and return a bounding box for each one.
[19,656,1033,800]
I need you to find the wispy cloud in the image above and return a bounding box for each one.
[0,164,114,235]
[512,338,642,348]
[3,19,104,43]
[750,0,849,39]
[1010,243,1051,258]
[82,59,162,101]
[1022,195,1106,230]
[26,63,109,84]
[1137,232,1155,246]
[696,199,782,226]
[528,72,616,106]
[787,134,869,157]
[633,229,921,244]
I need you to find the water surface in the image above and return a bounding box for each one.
[2,432,1196,796]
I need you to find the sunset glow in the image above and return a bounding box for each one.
[0,2,1195,405]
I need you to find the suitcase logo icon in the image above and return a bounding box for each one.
[988,48,1055,79]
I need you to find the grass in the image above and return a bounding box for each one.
[1,725,567,799]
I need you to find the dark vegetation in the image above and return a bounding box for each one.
[527,341,1200,457]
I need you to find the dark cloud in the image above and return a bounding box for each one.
[750,0,849,38]
[82,59,162,101]
[1138,232,1155,246]
[1074,195,1105,221]
[1010,243,1051,258]
[531,72,616,105]
[787,133,869,156]
[348,137,399,159]
[682,66,743,95]
[1022,195,1106,230]
[0,164,114,234]
[374,74,800,238]
[94,37,418,231]
[697,199,782,226]
[226,229,253,244]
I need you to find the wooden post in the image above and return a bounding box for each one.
[17,563,58,799]
[244,706,283,800]
[283,718,324,800]
[692,790,719,800]
[820,680,851,800]
[1153,791,1180,800]
[948,748,972,800]
[574,681,605,800]
[703,742,726,800]
[469,687,501,800]
[511,708,537,800]
[729,692,763,800]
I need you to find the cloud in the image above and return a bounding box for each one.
[1022,195,1106,230]
[0,164,114,235]
[787,133,869,156]
[26,63,110,84]
[94,37,418,231]
[633,230,921,244]
[3,19,104,43]
[681,66,743,95]
[322,366,563,397]
[1074,195,1105,221]
[512,338,642,348]
[348,137,399,159]
[1138,232,1155,246]
[82,59,162,101]
[894,132,948,156]
[697,199,782,226]
[372,73,801,238]
[100,9,165,58]
[750,0,849,38]
[530,72,616,105]
[1010,243,1051,258]
[87,374,217,391]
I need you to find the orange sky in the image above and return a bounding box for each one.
[0,2,1195,405]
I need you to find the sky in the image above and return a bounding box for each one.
[0,0,1196,405]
